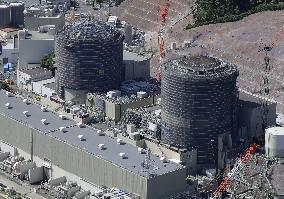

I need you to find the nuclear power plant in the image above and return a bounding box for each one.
[0,1,284,198]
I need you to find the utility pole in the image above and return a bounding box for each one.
[30,128,33,161]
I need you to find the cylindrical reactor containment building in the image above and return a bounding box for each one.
[0,5,10,29]
[10,2,25,27]
[161,55,238,164]
[55,19,124,100]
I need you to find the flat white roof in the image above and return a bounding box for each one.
[267,127,284,136]
[0,90,185,178]
[33,77,55,85]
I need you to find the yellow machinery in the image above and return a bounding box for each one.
[35,96,41,101]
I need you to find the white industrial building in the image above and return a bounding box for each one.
[0,90,187,199]
[265,127,284,158]
[17,66,53,90]
[32,77,56,98]
[18,29,54,69]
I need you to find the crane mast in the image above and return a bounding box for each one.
[210,143,259,199]
[157,0,170,81]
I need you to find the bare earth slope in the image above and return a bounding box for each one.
[111,1,284,113]
[176,11,284,113]
[111,0,192,32]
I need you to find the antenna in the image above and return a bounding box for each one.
[141,148,152,176]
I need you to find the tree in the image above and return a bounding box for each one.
[40,52,56,77]
[0,82,10,91]
[189,0,284,28]
[193,0,238,24]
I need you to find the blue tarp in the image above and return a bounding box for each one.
[3,63,11,73]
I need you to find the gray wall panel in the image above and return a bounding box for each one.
[147,169,187,199]
[32,131,149,198]
[0,113,31,153]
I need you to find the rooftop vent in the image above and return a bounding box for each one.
[107,90,121,98]
[59,127,66,132]
[160,156,167,163]
[137,91,148,99]
[129,132,141,141]
[41,106,47,112]
[114,128,122,133]
[98,144,105,150]
[156,98,161,105]
[119,153,127,159]
[23,111,30,117]
[138,147,145,154]
[41,119,47,125]
[23,99,29,104]
[77,134,85,141]
[117,139,124,145]
[59,114,67,120]
[5,103,11,109]
[6,91,13,97]
[97,130,105,136]
[76,122,84,128]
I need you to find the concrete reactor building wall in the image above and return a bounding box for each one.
[10,2,24,27]
[161,55,239,164]
[55,19,124,103]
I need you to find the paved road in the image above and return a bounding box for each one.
[0,175,45,199]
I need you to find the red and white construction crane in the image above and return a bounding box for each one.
[156,0,170,81]
[271,26,284,49]
[210,143,259,199]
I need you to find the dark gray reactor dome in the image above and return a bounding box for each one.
[0,5,10,28]
[161,55,239,164]
[10,2,24,27]
[55,19,124,98]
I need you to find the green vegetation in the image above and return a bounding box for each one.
[40,52,56,77]
[187,0,284,29]
[0,82,10,91]
[92,0,124,6]
[112,0,124,6]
